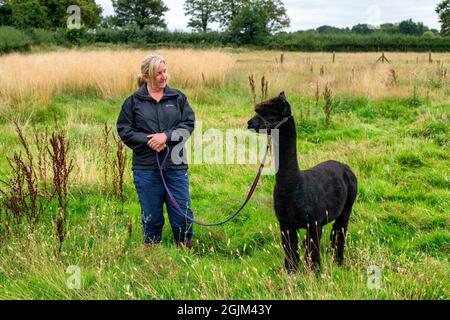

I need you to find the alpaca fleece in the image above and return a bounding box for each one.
[247,92,357,272]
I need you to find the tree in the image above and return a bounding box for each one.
[379,23,398,34]
[9,0,49,29]
[112,0,168,30]
[99,15,119,29]
[184,0,219,32]
[229,1,269,44]
[216,0,242,30]
[68,0,102,29]
[436,0,450,35]
[398,19,428,35]
[40,0,102,29]
[262,0,290,33]
[316,25,349,34]
[0,0,12,26]
[1,0,102,29]
[218,0,289,33]
[351,24,374,34]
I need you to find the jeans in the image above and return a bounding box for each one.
[133,169,194,244]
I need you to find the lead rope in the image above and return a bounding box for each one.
[156,143,269,227]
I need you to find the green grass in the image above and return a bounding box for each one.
[0,58,449,300]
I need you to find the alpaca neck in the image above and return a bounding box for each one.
[272,117,299,183]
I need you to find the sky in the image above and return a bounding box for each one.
[96,0,442,31]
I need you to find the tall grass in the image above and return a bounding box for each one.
[2,51,449,112]
[233,52,449,102]
[0,49,235,108]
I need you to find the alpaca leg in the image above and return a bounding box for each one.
[305,223,322,272]
[331,213,350,265]
[331,170,357,265]
[280,225,299,273]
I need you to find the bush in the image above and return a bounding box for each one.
[266,32,450,52]
[28,28,56,45]
[2,26,450,53]
[54,27,95,46]
[0,26,33,53]
[422,31,437,38]
[92,28,233,48]
[93,28,128,44]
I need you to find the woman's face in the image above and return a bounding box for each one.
[149,62,168,90]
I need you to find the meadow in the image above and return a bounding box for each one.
[0,48,448,299]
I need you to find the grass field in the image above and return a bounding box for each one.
[0,49,449,299]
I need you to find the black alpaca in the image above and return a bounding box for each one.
[247,92,358,272]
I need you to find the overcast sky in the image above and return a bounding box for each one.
[96,0,442,31]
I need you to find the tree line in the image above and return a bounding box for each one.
[0,0,449,52]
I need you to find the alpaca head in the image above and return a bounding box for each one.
[247,91,292,133]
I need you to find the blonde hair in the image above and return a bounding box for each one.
[137,54,166,87]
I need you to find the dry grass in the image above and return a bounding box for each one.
[2,50,448,109]
[0,49,235,108]
[234,51,450,101]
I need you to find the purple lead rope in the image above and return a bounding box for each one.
[156,144,269,227]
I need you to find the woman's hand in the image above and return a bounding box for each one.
[147,133,168,152]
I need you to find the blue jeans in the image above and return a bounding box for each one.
[133,169,194,244]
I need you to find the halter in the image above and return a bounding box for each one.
[256,114,292,134]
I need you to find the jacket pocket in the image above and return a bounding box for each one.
[161,102,182,127]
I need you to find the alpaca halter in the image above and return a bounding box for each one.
[256,114,292,135]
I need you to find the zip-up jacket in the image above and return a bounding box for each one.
[117,84,195,170]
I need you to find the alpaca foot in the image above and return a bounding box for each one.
[305,255,321,273]
[284,259,299,274]
[333,254,344,266]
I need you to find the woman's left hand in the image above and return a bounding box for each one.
[147,133,168,152]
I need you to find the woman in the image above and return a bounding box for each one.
[117,54,195,249]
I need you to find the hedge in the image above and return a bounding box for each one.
[0,26,33,53]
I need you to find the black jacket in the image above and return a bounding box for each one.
[117,84,195,170]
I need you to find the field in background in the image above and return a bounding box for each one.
[1,50,449,109]
[0,49,234,108]
[0,49,448,299]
